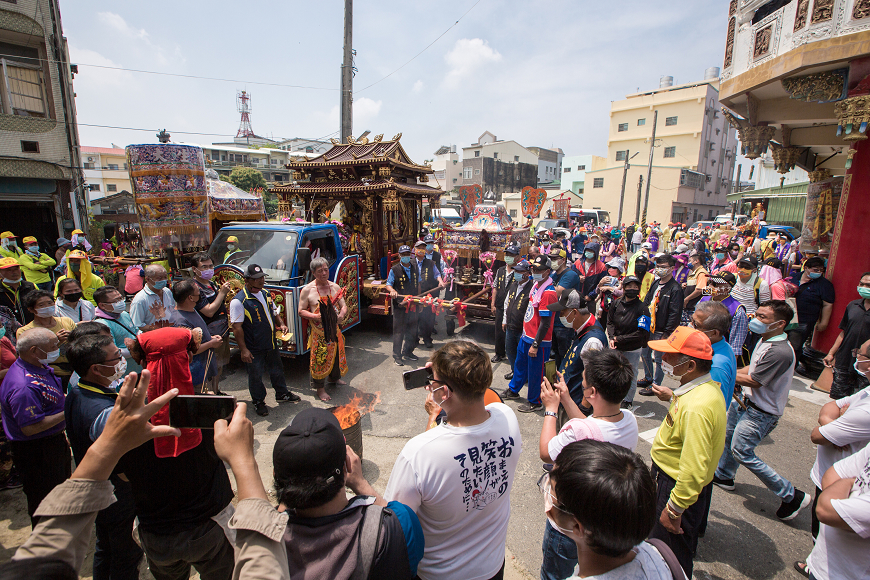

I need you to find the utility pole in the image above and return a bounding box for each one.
[617,151,639,226]
[635,175,643,223]
[641,110,658,229]
[340,0,353,143]
[732,164,741,221]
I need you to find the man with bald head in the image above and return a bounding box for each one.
[129,264,176,332]
[0,327,71,527]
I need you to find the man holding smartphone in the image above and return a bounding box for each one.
[230,264,300,417]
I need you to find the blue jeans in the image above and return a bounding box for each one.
[245,348,289,404]
[508,335,550,405]
[505,328,521,372]
[541,519,577,580]
[621,348,642,403]
[641,332,664,385]
[715,400,795,501]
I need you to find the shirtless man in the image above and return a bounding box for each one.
[298,257,349,401]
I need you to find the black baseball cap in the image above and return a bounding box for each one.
[513,259,530,272]
[763,256,782,269]
[398,245,411,254]
[273,408,347,484]
[423,234,435,243]
[505,242,521,255]
[711,272,737,287]
[623,275,641,287]
[414,240,426,248]
[530,255,552,270]
[245,264,266,279]
[738,255,758,269]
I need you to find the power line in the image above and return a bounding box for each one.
[354,0,485,94]
[79,123,341,144]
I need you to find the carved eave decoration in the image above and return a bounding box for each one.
[834,95,870,141]
[770,143,802,174]
[722,108,776,159]
[781,68,848,104]
[808,168,832,183]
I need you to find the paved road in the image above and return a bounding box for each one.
[0,311,826,579]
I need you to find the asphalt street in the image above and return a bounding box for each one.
[0,311,828,579]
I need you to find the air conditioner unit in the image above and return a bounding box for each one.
[87,157,95,162]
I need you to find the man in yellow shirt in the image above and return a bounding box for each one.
[0,231,23,260]
[647,327,727,578]
[19,236,56,290]
[54,250,105,306]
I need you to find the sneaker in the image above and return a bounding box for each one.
[517,402,543,413]
[620,401,633,411]
[394,357,405,366]
[637,378,653,388]
[276,392,301,403]
[504,371,514,380]
[404,353,420,361]
[424,342,434,348]
[638,387,656,397]
[501,388,520,400]
[777,489,811,521]
[491,355,505,363]
[255,402,269,416]
[712,475,736,491]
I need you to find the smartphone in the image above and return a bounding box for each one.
[403,367,433,390]
[169,395,236,429]
[544,360,558,385]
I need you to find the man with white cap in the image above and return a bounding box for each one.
[19,236,55,291]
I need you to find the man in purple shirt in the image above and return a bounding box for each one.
[0,327,71,527]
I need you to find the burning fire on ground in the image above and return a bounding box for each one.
[331,391,381,429]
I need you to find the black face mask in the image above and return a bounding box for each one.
[624,289,640,300]
[635,265,648,277]
[64,292,83,303]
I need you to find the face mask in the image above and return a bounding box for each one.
[152,280,168,290]
[2,277,21,284]
[859,287,870,300]
[808,272,822,280]
[111,300,127,313]
[716,253,725,260]
[26,246,39,255]
[35,306,55,318]
[624,288,640,300]
[748,317,775,334]
[513,272,524,282]
[662,359,688,379]
[426,244,434,252]
[38,347,60,365]
[655,267,671,278]
[532,272,544,281]
[584,251,594,260]
[70,262,81,272]
[199,268,215,280]
[505,256,515,265]
[99,358,128,382]
[64,292,83,303]
[0,326,5,340]
[7,241,15,248]
[855,359,868,377]
[400,256,411,265]
[559,314,572,327]
[227,244,236,251]
[635,265,648,277]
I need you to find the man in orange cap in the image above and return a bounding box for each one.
[646,326,727,577]
[0,257,36,324]
[0,232,22,260]
[19,236,55,290]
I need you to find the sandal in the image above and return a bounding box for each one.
[793,561,809,578]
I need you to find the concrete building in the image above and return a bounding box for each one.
[559,155,608,196]
[186,142,315,184]
[0,0,85,243]
[82,146,132,202]
[274,137,331,154]
[527,146,564,186]
[429,145,462,191]
[461,132,540,198]
[582,73,738,226]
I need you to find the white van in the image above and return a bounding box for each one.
[432,207,464,226]
[714,214,749,226]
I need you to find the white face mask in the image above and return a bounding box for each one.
[662,359,689,379]
[855,359,868,378]
[38,347,60,365]
[99,358,128,382]
[111,300,127,313]
[36,306,55,318]
[559,315,572,327]
[227,244,236,251]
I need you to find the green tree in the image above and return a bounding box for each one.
[219,174,231,183]
[229,166,267,192]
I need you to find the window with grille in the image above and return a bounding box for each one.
[514,155,519,162]
[463,167,472,179]
[665,116,678,126]
[475,151,480,157]
[1,59,48,117]
[664,146,676,158]
[89,184,101,192]
[493,152,498,159]
[107,184,117,192]
[616,150,627,161]
[617,123,628,132]
[637,118,646,126]
[564,167,571,173]
[593,178,604,188]
[474,169,480,175]
[108,164,118,170]
[578,165,585,170]
[510,209,517,217]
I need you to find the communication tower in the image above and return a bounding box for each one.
[236,91,255,142]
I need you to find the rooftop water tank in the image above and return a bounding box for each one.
[705,67,721,80]
[660,76,674,88]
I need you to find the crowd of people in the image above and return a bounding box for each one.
[1,215,869,580]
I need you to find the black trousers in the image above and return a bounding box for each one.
[393,305,418,359]
[811,485,822,539]
[10,431,72,528]
[648,462,713,579]
[418,306,436,344]
[94,479,143,580]
[494,308,506,358]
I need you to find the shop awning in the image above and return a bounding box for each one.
[0,177,57,202]
[726,181,809,203]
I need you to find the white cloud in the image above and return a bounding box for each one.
[353,97,382,127]
[443,38,502,89]
[95,12,182,67]
[97,12,150,41]
[412,80,423,93]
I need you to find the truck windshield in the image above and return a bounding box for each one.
[210,230,298,284]
[597,211,611,224]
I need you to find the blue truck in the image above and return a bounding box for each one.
[207,221,362,356]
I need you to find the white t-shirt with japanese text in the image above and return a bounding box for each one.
[548,411,639,460]
[811,385,870,489]
[807,441,870,579]
[384,402,522,580]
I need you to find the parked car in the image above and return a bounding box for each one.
[714,214,749,226]
[760,224,801,240]
[688,221,715,236]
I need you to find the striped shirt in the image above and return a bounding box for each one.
[730,274,771,315]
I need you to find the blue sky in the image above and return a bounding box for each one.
[64,0,730,163]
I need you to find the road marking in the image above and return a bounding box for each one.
[639,427,659,443]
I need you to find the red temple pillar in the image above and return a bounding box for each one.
[813,138,870,352]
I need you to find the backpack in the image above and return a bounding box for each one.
[353,504,385,580]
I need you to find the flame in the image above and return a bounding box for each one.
[331,391,381,429]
